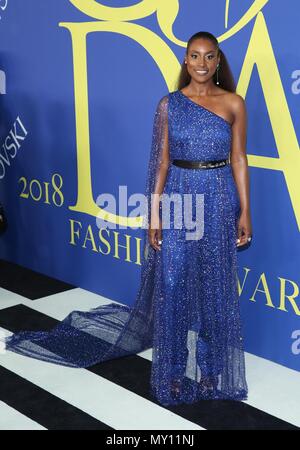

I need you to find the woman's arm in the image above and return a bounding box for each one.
[230,94,252,247]
[148,98,170,251]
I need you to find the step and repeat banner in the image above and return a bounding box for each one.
[0,0,299,372]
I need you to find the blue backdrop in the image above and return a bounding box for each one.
[0,0,299,372]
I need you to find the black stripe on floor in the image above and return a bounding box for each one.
[0,366,113,430]
[0,259,75,300]
[0,304,298,430]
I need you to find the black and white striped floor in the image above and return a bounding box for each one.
[0,259,299,430]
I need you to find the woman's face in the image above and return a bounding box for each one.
[185,38,220,84]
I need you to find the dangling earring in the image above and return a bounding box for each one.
[216,64,220,85]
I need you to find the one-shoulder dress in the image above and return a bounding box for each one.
[2,90,248,406]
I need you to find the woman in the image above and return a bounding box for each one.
[147,31,251,405]
[2,31,251,406]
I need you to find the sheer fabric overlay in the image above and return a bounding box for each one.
[1,92,248,406]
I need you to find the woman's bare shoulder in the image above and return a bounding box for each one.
[222,91,245,106]
[227,92,246,117]
[219,91,246,119]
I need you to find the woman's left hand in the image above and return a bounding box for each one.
[236,210,252,247]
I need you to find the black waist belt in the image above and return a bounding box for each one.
[172,158,229,169]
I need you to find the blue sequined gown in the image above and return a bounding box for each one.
[2,90,248,406]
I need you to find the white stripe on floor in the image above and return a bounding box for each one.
[0,287,27,310]
[0,287,113,319]
[244,352,300,427]
[0,401,46,430]
[0,350,203,430]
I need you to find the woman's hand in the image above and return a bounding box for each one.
[148,216,162,251]
[236,210,252,247]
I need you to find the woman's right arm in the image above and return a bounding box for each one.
[148,97,170,251]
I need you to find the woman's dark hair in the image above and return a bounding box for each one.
[176,31,236,93]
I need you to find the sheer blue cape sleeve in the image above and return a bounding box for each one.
[0,95,169,368]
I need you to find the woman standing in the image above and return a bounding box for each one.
[2,31,251,407]
[148,31,251,405]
